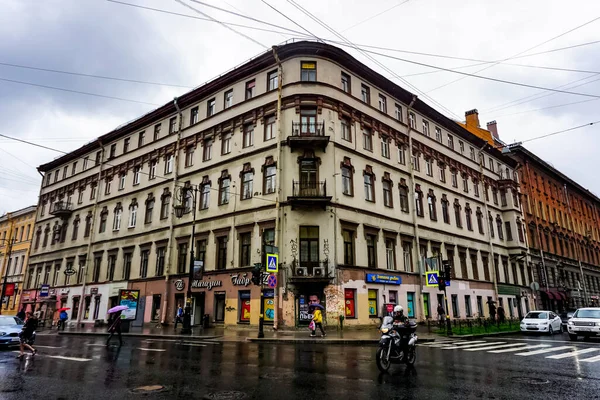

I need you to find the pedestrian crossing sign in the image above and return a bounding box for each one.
[266,253,278,273]
[426,271,439,287]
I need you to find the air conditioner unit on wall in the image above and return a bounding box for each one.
[296,267,307,276]
[313,267,325,277]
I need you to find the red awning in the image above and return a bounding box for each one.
[542,290,556,300]
[555,291,568,301]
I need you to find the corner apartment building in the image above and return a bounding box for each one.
[26,41,529,329]
[508,145,600,310]
[0,206,36,316]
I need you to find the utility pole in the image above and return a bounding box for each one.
[0,237,15,315]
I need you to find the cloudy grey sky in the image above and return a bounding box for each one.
[1,0,599,213]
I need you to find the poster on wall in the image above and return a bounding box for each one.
[264,289,275,322]
[298,293,325,325]
[239,291,251,322]
[119,289,140,320]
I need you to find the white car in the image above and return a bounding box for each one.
[520,311,563,334]
[567,307,600,341]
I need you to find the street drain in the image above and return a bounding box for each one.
[130,385,167,394]
[204,391,247,400]
[514,377,549,385]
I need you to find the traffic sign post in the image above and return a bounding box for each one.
[425,271,439,287]
[267,274,277,288]
[266,253,278,273]
[441,260,453,336]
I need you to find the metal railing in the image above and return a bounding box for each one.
[291,121,325,137]
[426,317,521,335]
[50,201,73,215]
[291,181,327,197]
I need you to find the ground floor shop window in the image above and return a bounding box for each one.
[72,297,80,320]
[423,293,430,319]
[389,290,397,305]
[263,289,274,323]
[465,295,472,317]
[407,292,415,318]
[239,291,251,323]
[214,292,225,323]
[477,296,483,317]
[368,289,378,317]
[92,296,101,320]
[83,297,91,320]
[508,298,514,318]
[525,298,530,312]
[451,294,459,318]
[152,294,161,321]
[344,289,356,318]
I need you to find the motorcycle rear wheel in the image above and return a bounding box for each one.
[376,347,391,372]
[405,347,417,366]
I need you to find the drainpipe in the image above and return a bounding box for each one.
[478,143,500,302]
[161,97,184,324]
[405,95,425,320]
[77,139,105,327]
[0,216,14,315]
[564,184,589,307]
[272,46,283,330]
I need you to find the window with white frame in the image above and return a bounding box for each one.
[264,116,275,141]
[447,134,454,149]
[425,158,433,176]
[451,170,458,188]
[462,175,469,192]
[128,202,137,228]
[113,206,122,231]
[378,94,387,113]
[221,132,232,155]
[341,116,352,142]
[133,166,141,185]
[118,174,126,190]
[470,146,476,161]
[241,170,253,200]
[439,166,446,183]
[408,112,416,129]
[459,141,465,155]
[395,104,402,122]
[386,239,396,270]
[190,106,199,126]
[165,154,174,174]
[185,146,194,167]
[381,137,390,158]
[398,146,406,165]
[422,120,430,136]
[243,124,254,148]
[435,127,442,142]
[224,89,233,109]
[149,160,157,179]
[362,128,373,151]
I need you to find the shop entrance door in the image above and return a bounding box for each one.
[191,293,205,326]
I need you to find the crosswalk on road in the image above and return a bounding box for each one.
[418,339,600,363]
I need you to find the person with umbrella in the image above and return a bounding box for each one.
[487,299,497,322]
[58,307,70,331]
[310,303,326,337]
[106,305,127,346]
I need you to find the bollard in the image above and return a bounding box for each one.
[339,315,345,331]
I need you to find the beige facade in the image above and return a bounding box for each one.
[27,41,530,328]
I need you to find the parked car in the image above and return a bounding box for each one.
[520,311,563,334]
[560,311,575,330]
[567,307,600,341]
[0,316,24,347]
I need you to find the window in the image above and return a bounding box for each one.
[462,175,469,192]
[109,144,117,159]
[99,211,108,234]
[470,147,475,161]
[243,124,254,148]
[145,195,154,224]
[407,293,415,318]
[366,234,377,268]
[71,162,77,176]
[105,178,112,195]
[378,94,387,113]
[241,171,253,200]
[415,188,424,217]
[203,139,213,161]
[451,170,458,188]
[300,61,316,81]
[435,127,442,142]
[62,166,68,179]
[264,165,276,195]
[245,79,255,100]
[154,123,161,141]
[190,106,199,125]
[185,146,195,167]
[459,141,465,155]
[133,166,141,185]
[78,190,84,204]
[113,206,122,231]
[165,154,174,174]
[454,201,462,228]
[219,174,230,205]
[217,236,228,270]
[345,289,356,318]
[493,189,499,205]
[451,294,459,318]
[160,191,171,219]
[196,239,207,273]
[138,131,145,147]
[364,173,374,202]
[422,120,430,136]
[128,203,137,228]
[139,250,149,278]
[341,116,352,142]
[489,212,495,238]
[118,174,126,190]
[447,134,454,149]
[92,255,101,283]
[500,189,507,206]
[399,185,409,212]
[71,217,79,240]
[149,160,157,180]
[240,232,251,267]
[505,221,513,241]
[428,192,437,220]
[342,229,355,265]
[267,70,278,91]
[489,158,494,171]
[123,138,130,154]
[398,146,406,165]
[439,166,446,183]
[221,132,232,155]
[441,197,450,223]
[200,182,210,209]
[465,295,472,317]
[403,242,412,272]
[341,72,351,93]
[411,154,420,171]
[177,242,188,274]
[381,137,390,158]
[224,89,233,109]
[264,116,275,141]
[465,205,473,231]
[95,151,102,165]
[474,181,480,197]
[362,128,373,151]
[207,98,216,117]
[425,158,433,176]
[169,117,177,134]
[386,239,396,270]
[368,289,378,317]
[53,170,59,183]
[83,157,89,170]
[383,180,393,208]
[517,219,524,242]
[497,217,504,240]
[122,253,132,280]
[361,84,370,103]
[156,247,165,276]
[395,104,402,121]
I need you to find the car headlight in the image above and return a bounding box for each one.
[381,328,389,333]
[568,321,574,325]
[596,322,600,326]
[0,332,5,336]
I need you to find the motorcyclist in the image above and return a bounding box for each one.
[392,305,409,326]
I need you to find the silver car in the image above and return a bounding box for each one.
[567,308,600,341]
[0,316,24,347]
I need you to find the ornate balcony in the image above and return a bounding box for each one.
[287,122,329,152]
[288,181,332,210]
[49,201,73,219]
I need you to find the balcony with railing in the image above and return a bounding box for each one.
[288,180,332,210]
[49,201,73,219]
[287,121,329,152]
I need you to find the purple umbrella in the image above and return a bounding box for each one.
[309,304,324,310]
[107,305,128,314]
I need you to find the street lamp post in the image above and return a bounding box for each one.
[0,238,15,315]
[174,184,199,335]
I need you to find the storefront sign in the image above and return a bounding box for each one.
[119,289,140,320]
[90,287,99,295]
[59,288,70,295]
[191,279,223,290]
[4,283,15,297]
[366,273,402,285]
[39,285,50,297]
[193,261,203,280]
[230,273,250,287]
[64,267,77,276]
[174,279,185,291]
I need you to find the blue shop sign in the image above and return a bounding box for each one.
[365,273,402,285]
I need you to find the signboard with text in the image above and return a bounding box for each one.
[39,285,50,297]
[119,289,140,320]
[365,273,402,285]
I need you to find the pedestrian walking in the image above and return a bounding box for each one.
[497,305,506,324]
[16,308,26,322]
[58,310,68,331]
[437,303,446,326]
[16,312,37,359]
[174,305,184,329]
[488,301,497,322]
[310,306,326,337]
[106,311,123,346]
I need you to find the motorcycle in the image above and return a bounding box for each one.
[376,316,417,372]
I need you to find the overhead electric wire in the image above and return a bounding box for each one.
[340,0,411,33]
[261,0,321,41]
[488,98,598,119]
[519,120,600,145]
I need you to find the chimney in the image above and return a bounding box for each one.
[487,121,499,140]
[465,109,480,128]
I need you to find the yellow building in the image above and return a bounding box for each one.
[0,206,37,316]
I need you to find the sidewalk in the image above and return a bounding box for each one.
[52,324,438,344]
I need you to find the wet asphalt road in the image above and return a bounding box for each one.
[1,333,600,399]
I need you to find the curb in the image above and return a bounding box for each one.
[447,330,521,339]
[57,331,221,341]
[246,337,436,344]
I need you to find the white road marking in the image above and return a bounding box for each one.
[33,345,62,349]
[12,351,91,362]
[87,344,108,347]
[137,348,166,352]
[419,341,466,347]
[515,346,574,356]
[580,354,600,363]
[464,343,530,352]
[546,348,599,359]
[488,344,550,353]
[442,342,504,350]
[178,343,206,347]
